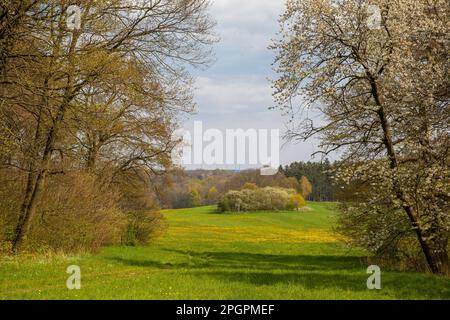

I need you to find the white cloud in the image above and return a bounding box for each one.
[210,0,285,54]
[195,76,271,115]
[212,0,284,28]
[183,1,326,166]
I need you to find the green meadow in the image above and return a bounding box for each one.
[1,203,449,300]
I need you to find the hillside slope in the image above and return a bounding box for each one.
[1,203,449,299]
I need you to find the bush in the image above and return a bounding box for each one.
[17,172,126,253]
[187,189,202,207]
[123,210,167,246]
[334,177,447,272]
[241,182,258,190]
[289,194,306,210]
[218,187,305,212]
[335,200,432,272]
[0,170,166,255]
[206,187,219,204]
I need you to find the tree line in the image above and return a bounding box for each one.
[148,167,321,209]
[0,0,215,254]
[280,159,336,202]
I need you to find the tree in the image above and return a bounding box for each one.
[289,193,306,210]
[206,186,219,204]
[299,176,312,200]
[1,0,215,253]
[0,1,40,74]
[218,187,298,212]
[241,182,258,190]
[272,0,449,274]
[187,189,202,207]
[282,161,335,201]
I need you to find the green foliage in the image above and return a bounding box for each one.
[335,177,445,272]
[271,0,450,274]
[123,211,167,246]
[206,186,219,204]
[218,187,303,212]
[289,193,306,210]
[241,182,258,190]
[0,170,168,254]
[299,176,313,199]
[282,160,336,201]
[0,0,215,254]
[0,171,126,254]
[161,169,303,209]
[187,189,202,208]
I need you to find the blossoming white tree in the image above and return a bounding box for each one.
[271,0,449,274]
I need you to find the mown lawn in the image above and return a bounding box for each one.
[1,203,449,299]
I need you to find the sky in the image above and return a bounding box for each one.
[183,0,322,170]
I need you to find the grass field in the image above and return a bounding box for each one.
[1,203,449,300]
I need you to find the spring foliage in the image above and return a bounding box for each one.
[271,0,449,274]
[0,1,215,254]
[218,187,306,212]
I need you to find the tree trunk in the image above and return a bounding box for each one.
[12,75,49,253]
[11,169,46,253]
[424,240,449,275]
[12,27,80,253]
[12,90,73,253]
[11,110,63,253]
[402,204,449,275]
[86,138,101,171]
[12,101,67,253]
[370,77,449,275]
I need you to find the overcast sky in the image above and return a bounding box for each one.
[183,0,323,169]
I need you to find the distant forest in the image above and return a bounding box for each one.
[149,161,337,209]
[280,160,336,202]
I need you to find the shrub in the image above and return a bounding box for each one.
[289,194,306,210]
[123,210,167,246]
[299,176,313,199]
[218,187,304,212]
[335,200,432,271]
[20,172,126,253]
[206,187,219,204]
[187,189,202,207]
[334,177,445,272]
[241,182,258,190]
[0,170,166,255]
